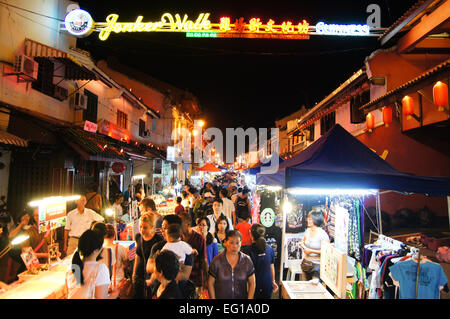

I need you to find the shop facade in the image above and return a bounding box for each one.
[283,0,450,226]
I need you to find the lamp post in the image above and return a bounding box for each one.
[0,234,30,259]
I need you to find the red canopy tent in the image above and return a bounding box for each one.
[196,162,222,172]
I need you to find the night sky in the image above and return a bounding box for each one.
[76,0,417,133]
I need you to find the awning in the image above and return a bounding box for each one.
[34,57,97,81]
[57,127,128,162]
[24,38,97,81]
[360,58,450,113]
[196,162,221,172]
[0,129,28,147]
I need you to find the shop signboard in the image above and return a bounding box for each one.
[64,9,385,41]
[64,8,94,37]
[98,119,131,143]
[166,146,175,162]
[84,120,98,133]
[38,199,67,234]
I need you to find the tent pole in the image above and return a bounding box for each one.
[280,189,287,283]
[447,196,450,230]
[376,192,383,235]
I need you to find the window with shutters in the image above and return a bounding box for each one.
[320,111,336,135]
[31,57,55,96]
[139,119,146,137]
[306,124,315,141]
[350,89,370,123]
[83,89,98,123]
[117,110,128,129]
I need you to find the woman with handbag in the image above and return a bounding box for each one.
[65,230,119,299]
[299,210,329,281]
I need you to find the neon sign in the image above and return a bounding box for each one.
[98,13,212,40]
[64,8,94,37]
[315,22,370,36]
[65,9,382,41]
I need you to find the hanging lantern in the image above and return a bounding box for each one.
[112,162,126,174]
[382,107,392,127]
[402,95,414,120]
[366,112,375,132]
[433,81,448,112]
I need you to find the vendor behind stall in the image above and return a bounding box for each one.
[64,196,104,256]
[299,210,330,281]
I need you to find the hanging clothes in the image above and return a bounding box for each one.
[389,259,448,299]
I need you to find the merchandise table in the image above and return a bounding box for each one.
[0,260,70,299]
[281,280,334,299]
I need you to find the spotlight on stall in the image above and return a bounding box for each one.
[105,208,114,217]
[28,195,81,207]
[283,201,293,215]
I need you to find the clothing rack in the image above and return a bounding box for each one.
[368,231,419,255]
[368,231,422,299]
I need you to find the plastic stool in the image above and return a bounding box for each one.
[287,263,303,281]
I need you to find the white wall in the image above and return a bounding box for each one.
[0,0,80,123]
[0,0,77,62]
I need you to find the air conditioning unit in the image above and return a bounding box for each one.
[70,92,88,110]
[54,86,68,101]
[14,54,38,80]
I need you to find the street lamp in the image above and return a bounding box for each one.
[0,234,30,259]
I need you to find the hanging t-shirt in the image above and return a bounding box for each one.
[264,225,282,267]
[389,259,448,299]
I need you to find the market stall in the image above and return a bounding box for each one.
[0,195,80,299]
[0,257,70,299]
[257,124,450,299]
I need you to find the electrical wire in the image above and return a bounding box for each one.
[0,1,64,21]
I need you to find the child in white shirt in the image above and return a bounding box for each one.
[162,224,193,264]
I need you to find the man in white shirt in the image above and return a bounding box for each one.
[207,198,233,235]
[219,189,236,226]
[64,195,104,256]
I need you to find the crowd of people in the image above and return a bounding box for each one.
[61,172,280,299]
[0,171,330,299]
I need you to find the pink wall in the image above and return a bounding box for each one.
[357,117,449,217]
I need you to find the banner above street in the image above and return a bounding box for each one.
[64,9,387,41]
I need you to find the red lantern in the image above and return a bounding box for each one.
[112,162,126,174]
[433,81,448,112]
[382,107,392,127]
[366,112,375,132]
[402,95,414,120]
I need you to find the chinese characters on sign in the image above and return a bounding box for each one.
[215,17,311,39]
[64,9,376,41]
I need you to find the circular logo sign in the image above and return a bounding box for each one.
[260,208,275,228]
[64,9,94,37]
